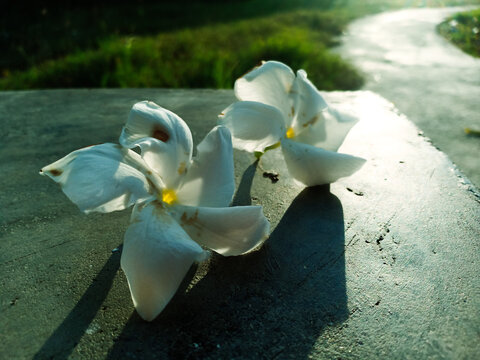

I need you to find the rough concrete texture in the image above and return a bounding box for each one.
[0,89,479,359]
[336,6,480,188]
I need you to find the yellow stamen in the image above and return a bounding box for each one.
[161,189,177,205]
[286,127,295,139]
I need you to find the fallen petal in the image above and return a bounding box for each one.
[219,101,285,153]
[291,69,328,131]
[119,101,193,189]
[294,106,359,152]
[281,139,366,186]
[170,204,270,256]
[176,126,235,207]
[40,143,153,213]
[121,201,207,321]
[235,61,295,120]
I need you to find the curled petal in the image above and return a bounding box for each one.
[291,70,328,131]
[294,106,359,152]
[170,204,270,256]
[219,101,285,152]
[235,61,295,121]
[281,139,366,186]
[176,126,235,207]
[119,101,193,189]
[40,143,153,213]
[121,201,208,321]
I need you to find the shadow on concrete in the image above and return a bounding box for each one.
[231,159,259,207]
[107,175,347,358]
[33,250,121,360]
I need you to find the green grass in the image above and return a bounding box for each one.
[2,0,480,90]
[0,9,363,91]
[437,8,480,57]
[2,1,338,74]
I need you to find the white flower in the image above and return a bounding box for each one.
[40,101,270,321]
[449,19,458,28]
[219,60,366,186]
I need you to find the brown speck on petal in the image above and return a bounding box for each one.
[252,60,264,70]
[152,126,169,142]
[82,143,102,149]
[303,115,318,127]
[290,106,295,117]
[180,209,200,228]
[153,200,164,210]
[177,162,187,175]
[240,61,264,78]
[146,178,156,192]
[49,169,63,176]
[151,201,175,225]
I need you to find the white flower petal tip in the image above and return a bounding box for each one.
[235,61,295,117]
[40,143,153,213]
[120,101,192,150]
[176,125,235,207]
[290,69,328,130]
[218,101,285,153]
[281,139,366,187]
[121,202,207,322]
[170,205,270,256]
[293,107,360,152]
[119,101,193,189]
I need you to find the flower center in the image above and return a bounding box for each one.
[286,127,295,139]
[161,188,177,205]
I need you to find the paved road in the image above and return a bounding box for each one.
[336,6,480,187]
[1,89,479,359]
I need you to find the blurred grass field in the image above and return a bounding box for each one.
[2,0,478,90]
[437,7,480,57]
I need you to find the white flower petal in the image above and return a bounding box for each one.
[176,126,235,207]
[219,101,285,153]
[281,139,366,186]
[169,204,270,256]
[235,61,295,120]
[40,143,154,213]
[121,201,207,321]
[119,101,193,189]
[294,106,359,152]
[291,70,328,131]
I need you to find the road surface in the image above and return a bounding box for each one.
[336,6,480,187]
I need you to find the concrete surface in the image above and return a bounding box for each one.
[0,89,479,359]
[336,6,480,188]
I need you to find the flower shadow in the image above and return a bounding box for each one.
[107,183,347,359]
[33,249,122,360]
[231,159,259,206]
